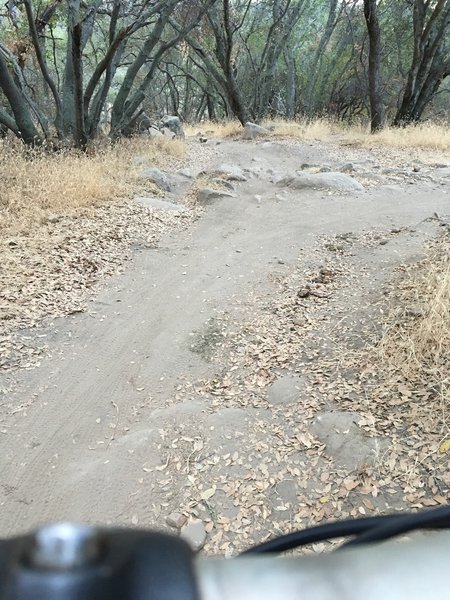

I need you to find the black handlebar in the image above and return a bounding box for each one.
[0,524,198,600]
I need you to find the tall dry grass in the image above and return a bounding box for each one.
[185,121,242,138]
[188,117,450,152]
[380,242,450,389]
[0,136,185,236]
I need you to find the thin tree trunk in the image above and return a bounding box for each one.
[304,0,339,116]
[364,0,384,131]
[23,0,63,134]
[284,46,296,118]
[72,22,87,148]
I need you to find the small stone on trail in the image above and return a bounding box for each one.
[379,239,389,245]
[278,172,364,193]
[166,512,187,529]
[243,122,271,140]
[197,188,236,205]
[177,168,194,179]
[139,168,172,192]
[180,520,207,552]
[310,411,388,470]
[209,164,247,182]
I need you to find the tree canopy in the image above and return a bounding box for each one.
[0,0,449,146]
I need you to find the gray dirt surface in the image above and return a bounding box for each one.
[0,137,449,554]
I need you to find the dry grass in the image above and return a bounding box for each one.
[187,117,450,152]
[380,238,450,393]
[185,121,242,138]
[0,136,185,236]
[264,117,339,140]
[343,122,450,152]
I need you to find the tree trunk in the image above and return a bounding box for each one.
[284,46,296,118]
[206,91,217,121]
[23,0,63,134]
[364,0,384,132]
[394,0,450,125]
[72,22,87,148]
[0,52,41,144]
[304,0,339,116]
[62,0,80,136]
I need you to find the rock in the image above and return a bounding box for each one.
[134,112,154,132]
[319,166,332,172]
[211,178,235,190]
[382,167,408,175]
[161,127,176,139]
[297,288,310,298]
[150,399,207,427]
[180,520,206,552]
[177,168,194,179]
[134,197,186,212]
[267,374,306,405]
[341,163,356,173]
[379,238,389,245]
[278,172,364,192]
[166,512,187,529]
[47,214,61,224]
[148,127,163,139]
[213,164,247,182]
[139,168,172,192]
[160,115,185,139]
[197,188,236,206]
[434,167,450,178]
[310,411,388,470]
[206,407,248,453]
[243,122,271,140]
[405,306,423,318]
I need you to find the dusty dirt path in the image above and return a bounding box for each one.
[0,138,449,551]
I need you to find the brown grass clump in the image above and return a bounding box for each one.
[0,136,185,236]
[379,238,450,400]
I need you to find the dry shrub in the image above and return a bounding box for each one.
[380,239,450,393]
[0,136,185,236]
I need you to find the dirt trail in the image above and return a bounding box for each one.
[0,138,449,550]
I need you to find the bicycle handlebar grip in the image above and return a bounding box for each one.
[0,523,199,600]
